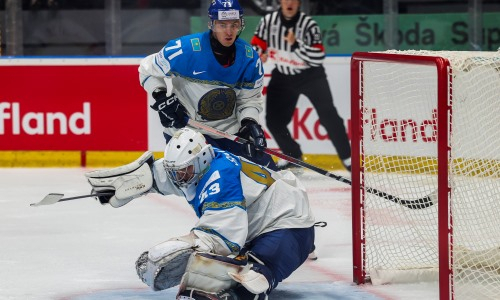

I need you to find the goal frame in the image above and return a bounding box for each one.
[350,51,453,299]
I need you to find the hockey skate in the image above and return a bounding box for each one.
[308,244,318,261]
[276,159,303,174]
[342,157,351,172]
[308,250,318,260]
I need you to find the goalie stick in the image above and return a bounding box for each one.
[30,192,113,207]
[187,119,437,210]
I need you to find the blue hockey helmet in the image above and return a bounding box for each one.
[208,0,245,33]
[208,0,244,21]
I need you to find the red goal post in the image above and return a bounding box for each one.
[351,50,500,300]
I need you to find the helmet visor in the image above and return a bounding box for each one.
[211,19,243,33]
[165,163,197,187]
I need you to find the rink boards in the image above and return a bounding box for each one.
[0,57,351,169]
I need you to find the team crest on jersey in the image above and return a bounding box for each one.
[191,38,201,51]
[245,45,253,58]
[198,88,236,121]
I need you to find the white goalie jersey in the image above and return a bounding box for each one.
[152,148,315,256]
[86,148,315,256]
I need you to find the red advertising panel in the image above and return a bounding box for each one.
[0,64,147,150]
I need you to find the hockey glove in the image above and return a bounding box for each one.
[237,119,267,158]
[85,151,155,208]
[150,88,187,129]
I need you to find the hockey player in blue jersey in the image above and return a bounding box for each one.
[86,128,316,299]
[139,0,276,170]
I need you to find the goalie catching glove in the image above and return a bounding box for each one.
[85,151,156,208]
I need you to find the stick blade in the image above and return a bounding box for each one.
[428,189,438,205]
[30,193,64,207]
[405,189,438,210]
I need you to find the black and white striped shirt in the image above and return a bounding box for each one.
[251,11,326,76]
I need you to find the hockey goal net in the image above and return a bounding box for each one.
[351,50,500,299]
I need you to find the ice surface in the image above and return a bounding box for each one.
[0,168,439,299]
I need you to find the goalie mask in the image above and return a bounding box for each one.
[164,128,215,188]
[208,0,245,35]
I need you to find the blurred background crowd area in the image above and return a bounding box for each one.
[1,0,499,56]
[4,0,500,15]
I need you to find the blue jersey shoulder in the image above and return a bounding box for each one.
[191,149,244,217]
[233,38,264,88]
[162,31,263,89]
[161,32,204,76]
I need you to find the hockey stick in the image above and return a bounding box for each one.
[30,192,113,207]
[187,119,437,210]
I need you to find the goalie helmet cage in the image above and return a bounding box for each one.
[351,50,500,300]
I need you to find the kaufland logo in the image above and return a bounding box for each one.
[363,107,437,142]
[0,102,91,135]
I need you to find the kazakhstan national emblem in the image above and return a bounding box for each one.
[198,88,236,121]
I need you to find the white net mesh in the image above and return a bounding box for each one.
[357,50,500,299]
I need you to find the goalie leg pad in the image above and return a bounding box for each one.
[228,265,270,295]
[85,151,155,207]
[136,236,196,291]
[151,249,193,291]
[178,252,247,295]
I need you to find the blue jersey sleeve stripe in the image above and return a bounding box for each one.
[200,199,246,215]
[140,75,151,87]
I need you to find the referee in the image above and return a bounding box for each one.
[251,0,351,171]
